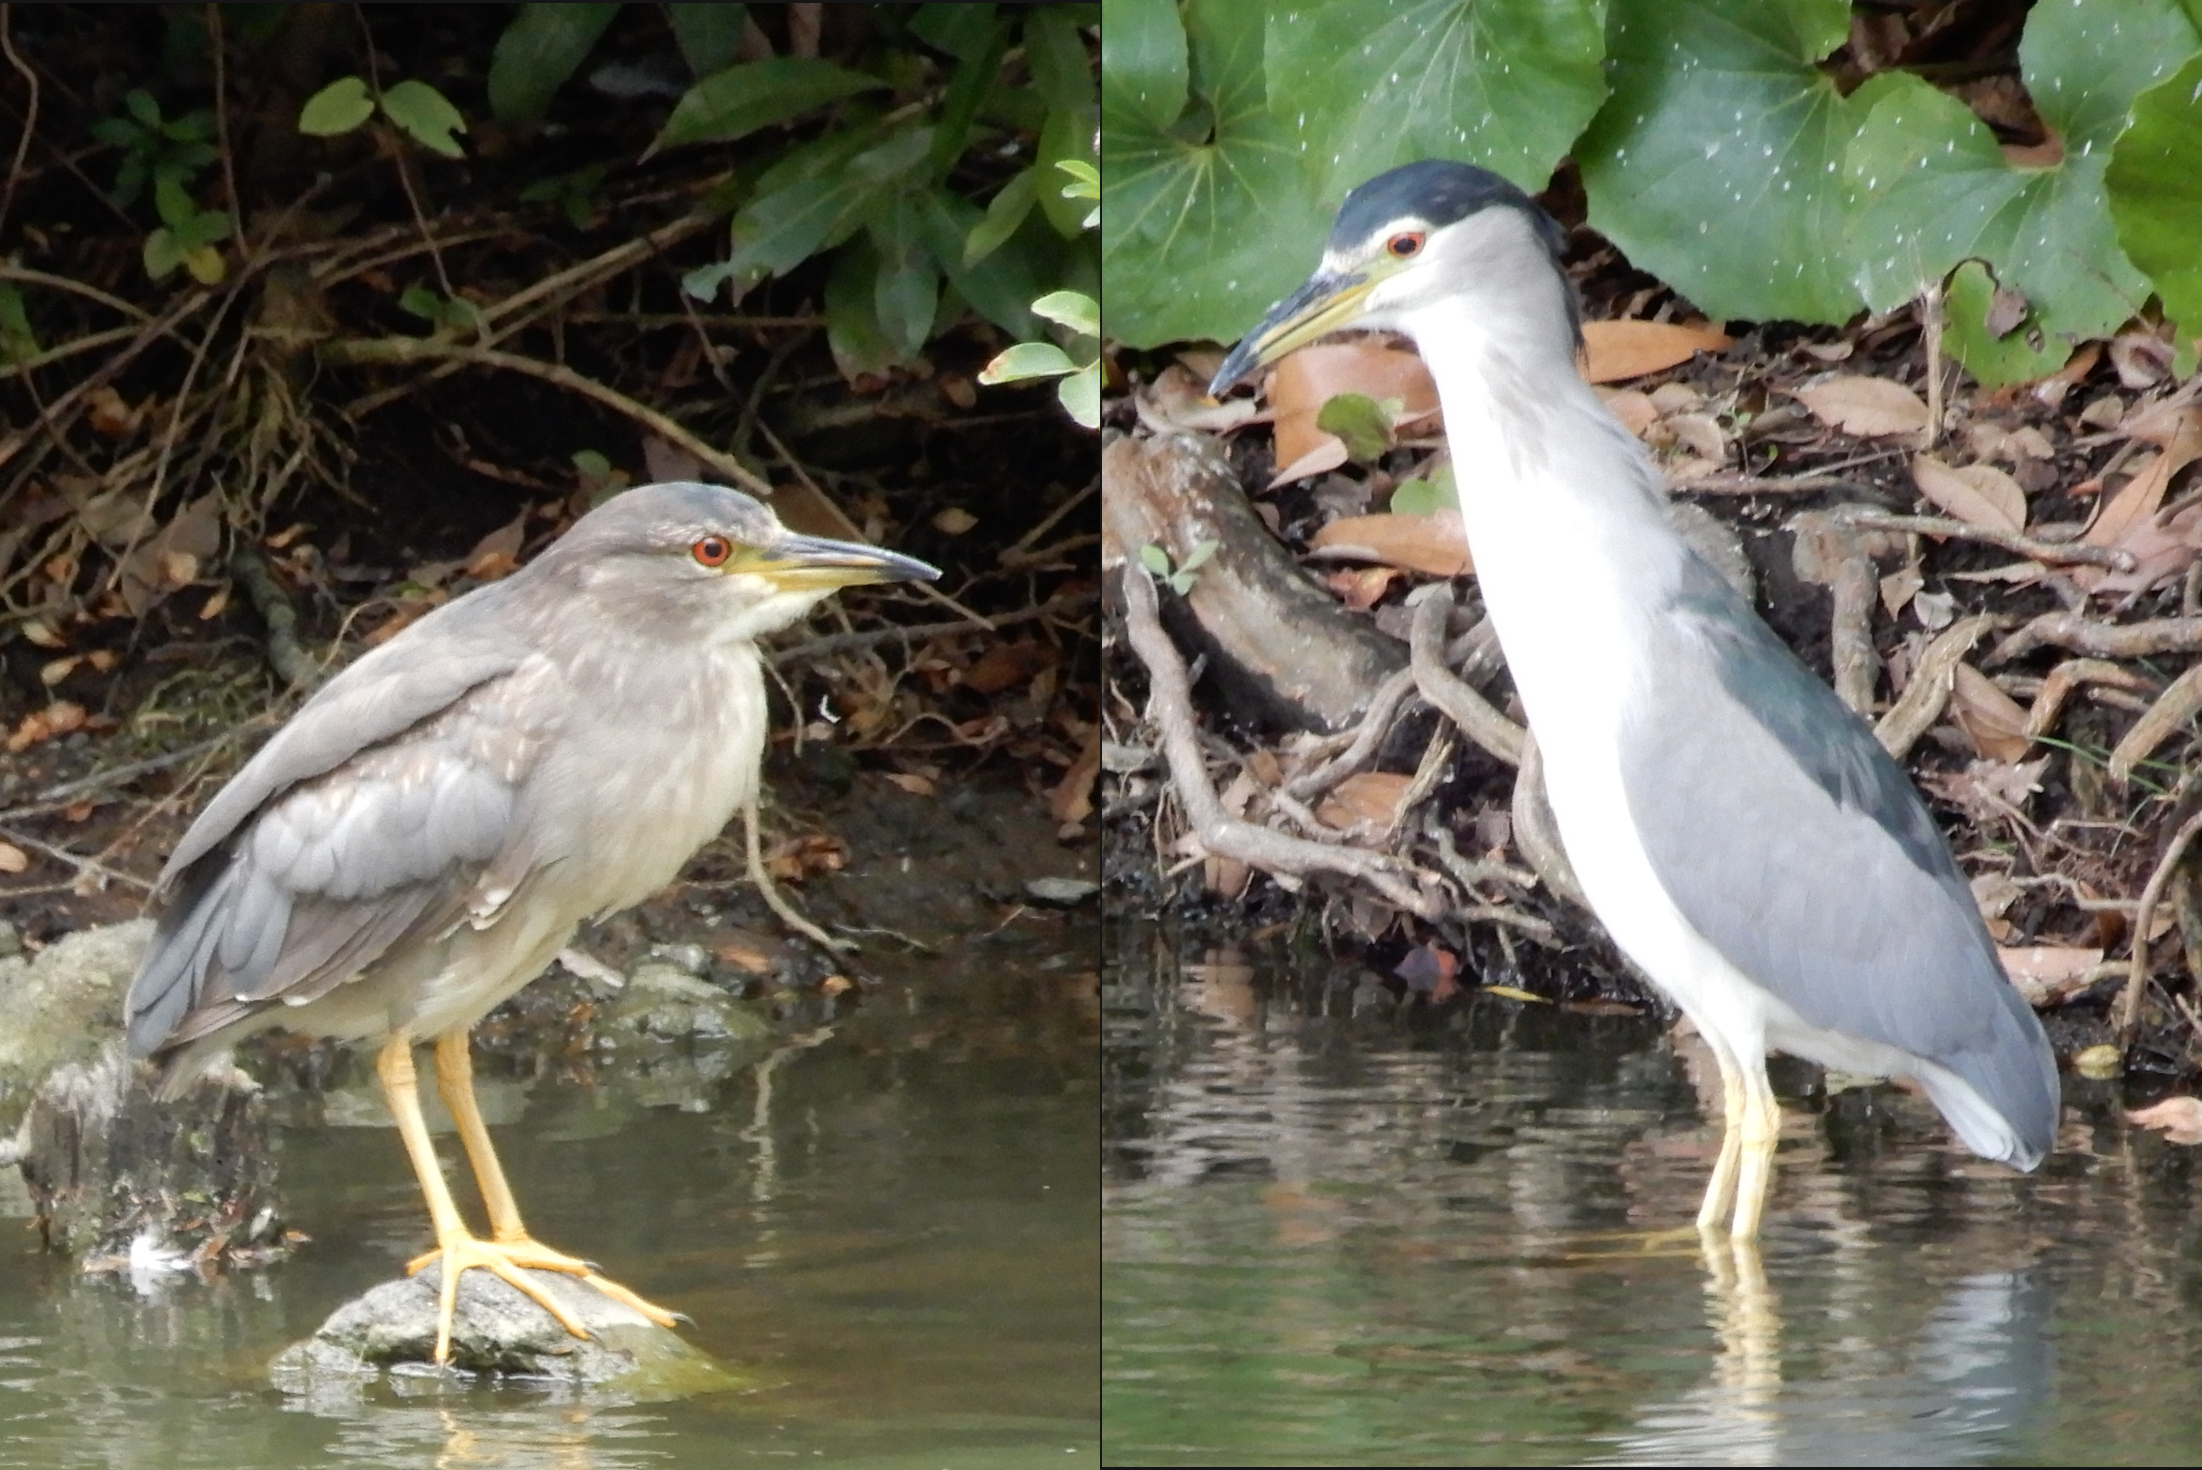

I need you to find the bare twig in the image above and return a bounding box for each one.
[0,7,39,243]
[1122,565,1439,918]
[231,547,319,689]
[1282,664,1417,803]
[1873,614,1994,761]
[2118,804,2202,1043]
[1408,587,1524,766]
[1989,611,2202,666]
[1835,509,2135,571]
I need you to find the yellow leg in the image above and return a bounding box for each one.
[376,1033,593,1363]
[409,1030,682,1329]
[1693,1032,1746,1234]
[1728,1066,1783,1241]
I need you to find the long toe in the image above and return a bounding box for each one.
[576,1269,684,1328]
[430,1233,598,1359]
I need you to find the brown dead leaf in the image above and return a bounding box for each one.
[1317,771,1412,833]
[881,771,936,797]
[6,700,87,753]
[930,507,978,536]
[1268,437,1349,487]
[85,385,140,438]
[0,842,26,874]
[1949,664,2032,762]
[1309,510,1473,577]
[1997,945,2105,1007]
[764,833,847,883]
[1137,363,1262,435]
[462,513,526,581]
[2030,341,2100,409]
[2128,1096,2202,1146]
[37,656,77,687]
[1581,319,1731,384]
[963,638,1051,695]
[1792,376,1930,438]
[1269,343,1439,469]
[1394,942,1460,1002]
[198,583,231,620]
[1599,388,1660,438]
[1324,565,1403,610]
[2111,330,2174,390]
[1912,454,2026,533]
[2079,403,2202,564]
[1665,412,1728,464]
[1051,729,1100,826]
[714,931,779,973]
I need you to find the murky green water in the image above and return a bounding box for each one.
[0,924,1099,1468]
[1106,931,2202,1466]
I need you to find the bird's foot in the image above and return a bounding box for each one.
[408,1231,683,1352]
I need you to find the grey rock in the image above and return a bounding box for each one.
[1024,877,1100,907]
[608,963,768,1042]
[272,1262,749,1396]
[647,942,711,976]
[0,920,152,1129]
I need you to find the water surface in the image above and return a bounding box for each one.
[1105,929,2202,1466]
[0,920,1099,1468]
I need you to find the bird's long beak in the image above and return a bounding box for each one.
[1209,267,1376,397]
[755,533,940,591]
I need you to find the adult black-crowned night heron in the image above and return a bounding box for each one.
[124,481,938,1360]
[1211,161,2058,1239]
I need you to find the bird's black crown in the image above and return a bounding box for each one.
[1331,160,1567,266]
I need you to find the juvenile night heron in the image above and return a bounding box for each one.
[125,481,938,1359]
[1211,161,2058,1239]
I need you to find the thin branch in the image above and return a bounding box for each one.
[0,7,39,244]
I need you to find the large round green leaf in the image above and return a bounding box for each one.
[1102,0,1317,348]
[1848,0,2195,381]
[2108,51,2202,364]
[1577,0,1860,326]
[1265,0,1607,202]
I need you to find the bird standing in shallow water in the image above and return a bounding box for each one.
[126,481,938,1360]
[1210,161,2058,1239]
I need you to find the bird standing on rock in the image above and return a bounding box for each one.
[1210,161,2058,1240]
[125,481,939,1362]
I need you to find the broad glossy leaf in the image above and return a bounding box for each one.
[1848,0,2195,380]
[2108,50,2202,364]
[727,126,931,281]
[1579,0,1859,325]
[1057,363,1101,428]
[669,4,748,77]
[1944,260,2067,383]
[488,3,619,123]
[381,80,467,158]
[966,167,1037,264]
[298,76,373,136]
[1032,289,1097,337]
[1267,0,1606,201]
[913,186,1041,336]
[1102,0,1314,347]
[653,58,886,152]
[981,341,1077,381]
[824,239,898,383]
[870,195,941,359]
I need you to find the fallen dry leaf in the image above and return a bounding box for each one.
[1317,771,1413,833]
[2128,1096,2202,1145]
[881,771,936,797]
[1665,411,1729,464]
[1268,343,1440,470]
[1581,319,1731,384]
[1137,363,1262,435]
[1308,510,1472,577]
[930,507,978,536]
[1792,375,1930,438]
[1912,454,2026,534]
[1051,728,1100,826]
[1324,564,1404,610]
[5,701,86,753]
[0,841,26,874]
[764,833,847,883]
[1949,664,2031,762]
[1598,388,1660,438]
[1997,945,2104,1007]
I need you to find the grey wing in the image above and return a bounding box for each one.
[125,659,564,1058]
[1620,555,2057,1156]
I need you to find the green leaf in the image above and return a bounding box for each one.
[2108,49,2202,359]
[398,285,443,320]
[1026,6,1094,121]
[142,227,186,281]
[381,79,467,158]
[824,237,899,382]
[1179,539,1218,574]
[1032,288,1097,338]
[1943,261,2068,384]
[669,4,748,78]
[1101,0,1316,348]
[1579,0,1861,325]
[966,167,1038,264]
[1849,0,2194,380]
[91,116,143,148]
[652,57,885,152]
[298,76,374,136]
[0,282,41,364]
[488,3,620,124]
[1138,543,1172,578]
[153,172,196,230]
[1268,0,1608,204]
[126,89,161,128]
[171,208,231,253]
[913,186,1041,337]
[979,340,1077,382]
[1036,87,1099,239]
[870,195,941,359]
[911,3,998,63]
[1391,466,1459,515]
[1057,158,1098,199]
[1315,392,1393,463]
[728,126,931,282]
[1057,362,1100,428]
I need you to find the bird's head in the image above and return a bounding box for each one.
[542,481,940,642]
[1210,160,1578,397]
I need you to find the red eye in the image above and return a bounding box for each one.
[1387,232,1425,258]
[692,535,732,567]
